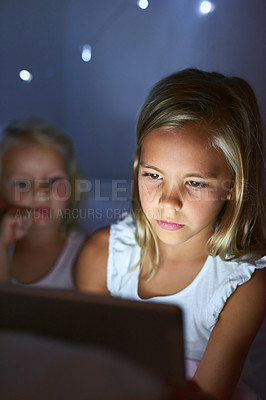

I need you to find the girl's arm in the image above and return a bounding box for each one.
[0,206,32,282]
[75,227,219,400]
[193,268,266,400]
[0,239,11,281]
[75,227,265,399]
[74,226,110,294]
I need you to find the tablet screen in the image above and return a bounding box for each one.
[0,283,185,385]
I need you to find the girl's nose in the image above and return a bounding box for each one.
[159,185,183,211]
[33,180,50,200]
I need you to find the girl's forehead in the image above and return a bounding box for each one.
[141,126,213,153]
[139,127,229,175]
[4,143,63,159]
[2,144,66,175]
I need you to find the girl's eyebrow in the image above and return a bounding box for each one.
[184,172,218,179]
[139,163,163,174]
[139,163,218,179]
[47,170,67,176]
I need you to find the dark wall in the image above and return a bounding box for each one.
[1,0,266,180]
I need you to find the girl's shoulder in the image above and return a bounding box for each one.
[108,213,140,275]
[76,225,110,265]
[74,225,110,293]
[75,213,137,293]
[86,225,110,249]
[68,227,88,243]
[205,255,265,329]
[107,214,142,296]
[109,212,137,247]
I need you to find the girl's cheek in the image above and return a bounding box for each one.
[51,180,71,202]
[192,200,226,223]
[14,191,30,203]
[139,181,161,206]
[56,182,67,199]
[4,183,34,205]
[139,189,151,212]
[4,187,20,203]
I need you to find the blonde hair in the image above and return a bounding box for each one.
[132,69,265,280]
[0,118,82,234]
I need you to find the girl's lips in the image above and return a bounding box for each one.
[157,220,185,231]
[33,205,51,220]
[35,205,50,213]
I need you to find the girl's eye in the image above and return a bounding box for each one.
[47,177,63,185]
[15,180,31,189]
[144,173,162,181]
[187,180,208,189]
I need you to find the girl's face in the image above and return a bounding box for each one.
[1,144,70,229]
[138,126,232,251]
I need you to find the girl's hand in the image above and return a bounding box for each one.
[165,380,216,400]
[134,381,216,400]
[0,202,32,282]
[0,202,32,245]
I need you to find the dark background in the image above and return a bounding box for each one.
[0,0,265,233]
[1,0,266,181]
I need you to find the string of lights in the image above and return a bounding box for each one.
[19,1,215,83]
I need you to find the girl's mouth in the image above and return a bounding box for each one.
[33,206,51,221]
[157,220,185,231]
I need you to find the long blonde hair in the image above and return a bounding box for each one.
[132,69,265,280]
[0,118,82,234]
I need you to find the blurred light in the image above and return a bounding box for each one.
[138,0,149,10]
[199,1,215,14]
[81,45,92,62]
[19,69,32,82]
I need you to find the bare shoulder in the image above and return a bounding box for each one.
[74,226,110,294]
[194,268,265,399]
[215,267,265,346]
[224,267,266,320]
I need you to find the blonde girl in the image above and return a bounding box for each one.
[75,69,265,399]
[0,118,87,288]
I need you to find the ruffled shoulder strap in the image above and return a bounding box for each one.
[107,213,141,295]
[206,256,266,330]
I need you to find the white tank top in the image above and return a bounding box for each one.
[107,213,266,397]
[11,228,87,290]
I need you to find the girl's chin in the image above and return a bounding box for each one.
[32,216,51,223]
[31,218,58,229]
[32,213,53,224]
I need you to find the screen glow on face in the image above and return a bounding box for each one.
[138,127,231,249]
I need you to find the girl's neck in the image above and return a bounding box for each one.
[139,242,209,300]
[19,224,65,247]
[157,236,209,264]
[11,226,67,285]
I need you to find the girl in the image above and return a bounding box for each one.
[0,118,87,289]
[75,69,265,399]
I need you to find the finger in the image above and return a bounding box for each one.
[4,206,33,221]
[6,218,32,243]
[0,198,9,210]
[166,382,215,400]
[0,199,9,220]
[1,211,33,244]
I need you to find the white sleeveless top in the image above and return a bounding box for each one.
[11,228,87,290]
[107,214,266,397]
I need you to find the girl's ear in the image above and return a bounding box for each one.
[226,191,232,200]
[225,179,234,200]
[225,179,235,200]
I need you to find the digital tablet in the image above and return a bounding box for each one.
[0,283,185,385]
